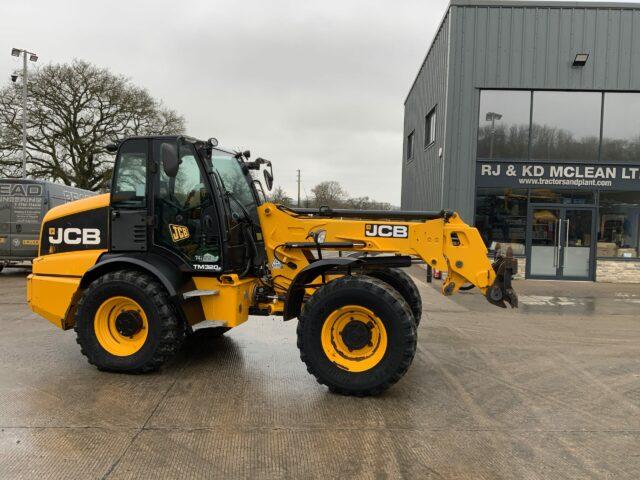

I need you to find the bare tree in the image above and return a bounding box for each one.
[0,59,185,190]
[269,186,293,205]
[308,181,393,209]
[310,181,347,208]
[345,196,392,210]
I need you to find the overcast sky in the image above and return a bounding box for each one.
[1,1,633,204]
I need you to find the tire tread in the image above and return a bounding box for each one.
[365,268,422,325]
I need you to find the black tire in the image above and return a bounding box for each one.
[297,276,417,396]
[74,270,183,373]
[365,268,422,325]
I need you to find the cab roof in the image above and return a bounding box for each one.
[107,135,234,155]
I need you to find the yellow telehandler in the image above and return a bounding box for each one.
[27,136,517,396]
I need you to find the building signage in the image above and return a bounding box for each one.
[476,161,640,190]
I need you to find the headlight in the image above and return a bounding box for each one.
[316,230,327,244]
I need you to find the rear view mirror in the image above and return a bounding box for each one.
[161,142,180,177]
[263,163,274,191]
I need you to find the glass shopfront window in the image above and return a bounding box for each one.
[474,188,640,261]
[474,188,528,255]
[477,89,640,166]
[530,91,601,163]
[598,192,640,258]
[477,90,531,161]
[601,93,640,163]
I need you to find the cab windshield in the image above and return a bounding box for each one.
[210,149,260,223]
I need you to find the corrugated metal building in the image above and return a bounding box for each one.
[402,0,640,282]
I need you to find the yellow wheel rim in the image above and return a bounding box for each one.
[94,296,148,357]
[321,305,387,372]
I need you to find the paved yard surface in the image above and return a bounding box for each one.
[1,267,640,479]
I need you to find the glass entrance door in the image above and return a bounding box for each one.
[529,207,561,277]
[562,209,594,279]
[527,206,595,280]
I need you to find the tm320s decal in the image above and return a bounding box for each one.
[364,224,409,239]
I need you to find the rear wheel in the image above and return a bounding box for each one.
[74,270,183,373]
[297,276,416,396]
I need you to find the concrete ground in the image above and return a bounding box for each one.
[1,267,640,479]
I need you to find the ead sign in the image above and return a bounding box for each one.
[0,183,43,196]
[476,161,640,190]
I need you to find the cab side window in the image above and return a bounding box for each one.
[112,139,148,207]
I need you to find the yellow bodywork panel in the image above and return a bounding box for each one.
[27,274,81,329]
[32,250,106,277]
[193,275,258,327]
[40,193,110,222]
[28,250,106,329]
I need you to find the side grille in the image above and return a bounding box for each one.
[132,224,146,244]
[111,209,147,252]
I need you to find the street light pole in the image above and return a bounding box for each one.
[10,48,38,178]
[489,116,495,159]
[485,112,503,160]
[21,51,27,178]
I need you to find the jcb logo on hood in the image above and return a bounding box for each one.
[365,224,409,239]
[48,227,101,245]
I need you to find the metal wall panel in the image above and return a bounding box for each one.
[401,13,450,210]
[403,2,640,221]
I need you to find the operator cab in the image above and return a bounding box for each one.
[109,135,270,276]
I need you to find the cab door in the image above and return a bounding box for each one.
[110,139,150,252]
[152,139,223,273]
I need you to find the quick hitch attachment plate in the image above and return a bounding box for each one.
[486,255,519,309]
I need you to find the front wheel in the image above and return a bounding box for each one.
[297,276,417,396]
[74,270,183,373]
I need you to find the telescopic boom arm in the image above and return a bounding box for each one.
[257,204,518,309]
